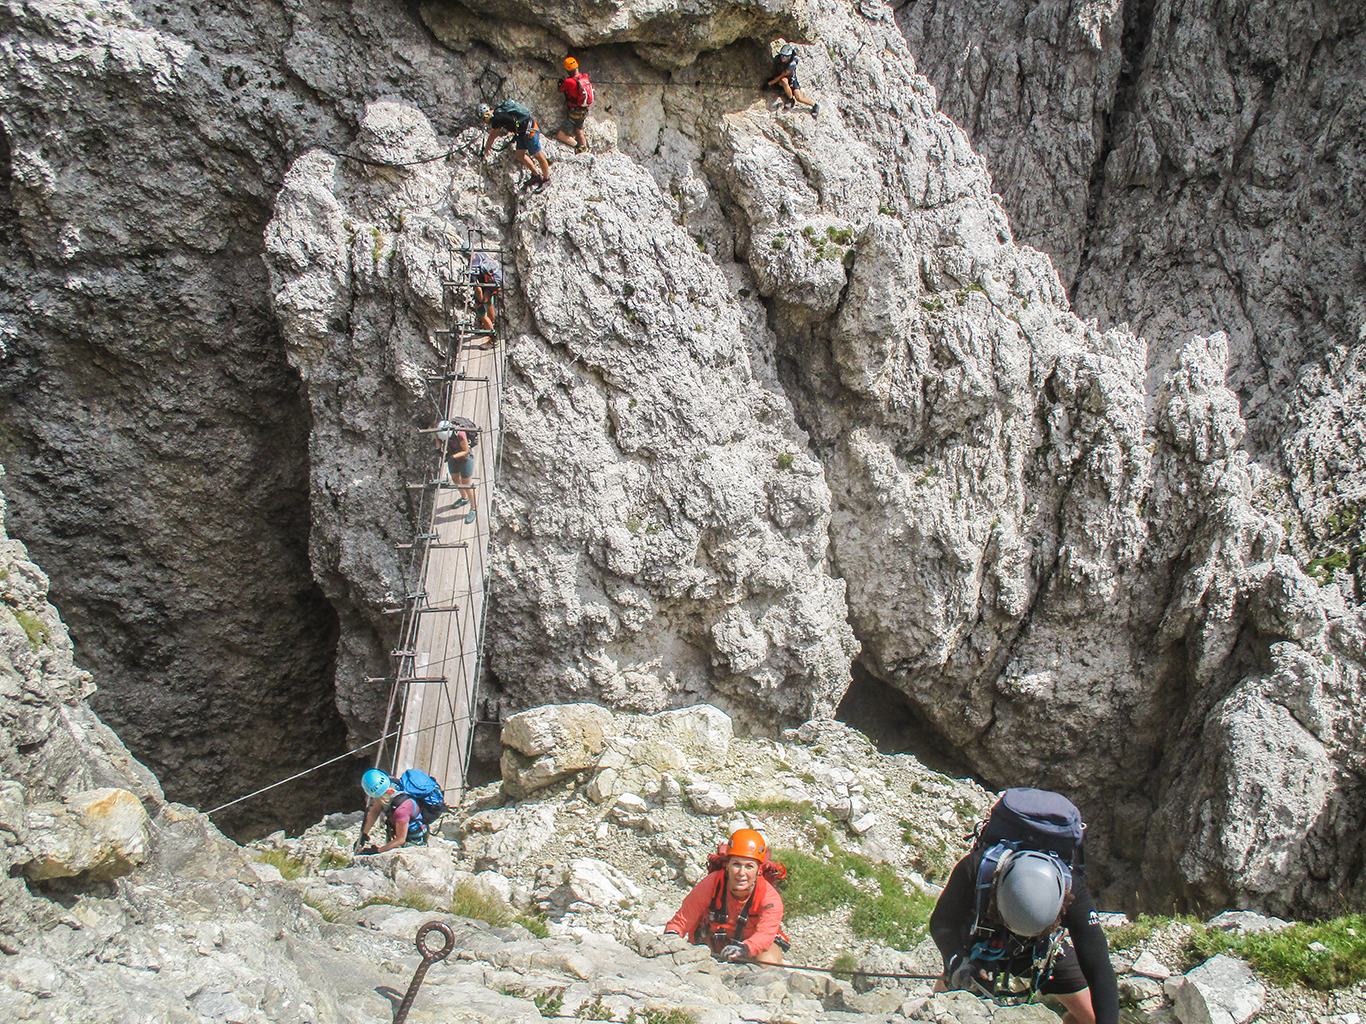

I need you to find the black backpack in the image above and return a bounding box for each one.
[958,789,1084,999]
[447,415,480,450]
[974,788,1085,877]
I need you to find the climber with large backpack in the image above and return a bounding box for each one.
[554,56,594,154]
[468,253,502,339]
[663,828,791,964]
[761,42,819,118]
[928,789,1118,1024]
[478,99,552,191]
[436,417,480,525]
[355,768,449,854]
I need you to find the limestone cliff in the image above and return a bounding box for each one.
[0,0,1363,915]
[897,0,1365,600]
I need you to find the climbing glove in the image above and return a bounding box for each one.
[719,943,747,962]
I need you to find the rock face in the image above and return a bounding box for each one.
[896,0,1366,595]
[0,0,1364,917]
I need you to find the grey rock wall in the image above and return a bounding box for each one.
[896,0,1366,597]
[0,0,1362,914]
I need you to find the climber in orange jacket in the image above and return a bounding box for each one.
[664,828,790,964]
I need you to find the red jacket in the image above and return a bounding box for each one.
[665,870,785,956]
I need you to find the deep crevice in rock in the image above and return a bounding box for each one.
[1070,0,1157,308]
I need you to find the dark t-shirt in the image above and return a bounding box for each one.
[929,853,1119,1024]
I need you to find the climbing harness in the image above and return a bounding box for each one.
[392,921,456,1024]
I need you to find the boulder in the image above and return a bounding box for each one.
[502,703,616,761]
[535,858,642,919]
[1170,955,1265,1024]
[19,788,149,882]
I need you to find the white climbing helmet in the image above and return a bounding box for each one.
[436,420,454,441]
[995,850,1069,937]
[477,103,492,120]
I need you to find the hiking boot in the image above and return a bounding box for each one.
[533,177,551,193]
[522,174,544,190]
[464,509,478,525]
[575,144,588,154]
[783,97,795,110]
[810,102,820,118]
[451,497,469,509]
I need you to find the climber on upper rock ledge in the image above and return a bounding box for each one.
[554,56,593,154]
[479,99,552,192]
[762,42,819,118]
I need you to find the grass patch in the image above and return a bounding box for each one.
[318,849,350,871]
[1104,914,1161,951]
[302,893,343,922]
[735,798,815,818]
[359,891,439,913]
[1187,915,1366,990]
[253,849,306,880]
[775,843,933,949]
[776,453,795,471]
[902,819,953,884]
[14,609,50,652]
[830,951,859,980]
[516,913,550,938]
[450,880,512,926]
[630,1010,697,1024]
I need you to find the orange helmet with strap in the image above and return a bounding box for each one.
[725,828,768,863]
[564,56,578,71]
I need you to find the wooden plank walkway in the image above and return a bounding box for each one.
[390,268,503,800]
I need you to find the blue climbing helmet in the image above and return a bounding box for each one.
[361,768,393,799]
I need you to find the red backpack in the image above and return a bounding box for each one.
[563,72,594,109]
[705,844,787,883]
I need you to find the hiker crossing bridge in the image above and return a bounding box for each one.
[373,233,507,801]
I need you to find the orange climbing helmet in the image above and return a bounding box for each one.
[564,56,578,71]
[725,828,768,864]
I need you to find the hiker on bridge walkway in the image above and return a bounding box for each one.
[929,788,1118,1024]
[664,828,790,965]
[437,419,479,526]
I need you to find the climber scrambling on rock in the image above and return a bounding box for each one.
[479,100,552,191]
[929,788,1118,1024]
[762,43,818,118]
[554,57,593,153]
[356,768,448,855]
[664,828,790,965]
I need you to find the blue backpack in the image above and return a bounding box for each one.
[389,769,448,842]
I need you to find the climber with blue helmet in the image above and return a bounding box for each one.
[356,768,428,855]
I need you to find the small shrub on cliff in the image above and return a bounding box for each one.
[14,609,50,652]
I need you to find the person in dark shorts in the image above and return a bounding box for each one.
[763,42,819,118]
[554,57,593,153]
[928,810,1119,1024]
[437,420,479,525]
[478,100,552,190]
